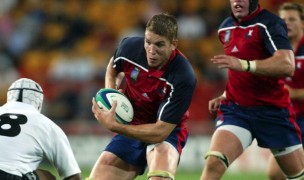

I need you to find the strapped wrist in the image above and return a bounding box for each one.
[239,59,256,73]
[249,60,256,72]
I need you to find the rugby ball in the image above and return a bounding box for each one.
[95,88,134,124]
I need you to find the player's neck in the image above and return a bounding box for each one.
[290,34,303,50]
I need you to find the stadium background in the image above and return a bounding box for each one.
[0,0,302,179]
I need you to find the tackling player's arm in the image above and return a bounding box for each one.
[92,99,176,144]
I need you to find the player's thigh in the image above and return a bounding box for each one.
[146,142,179,173]
[91,151,141,174]
[274,147,304,176]
[208,127,250,163]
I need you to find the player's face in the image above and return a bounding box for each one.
[230,0,250,21]
[144,30,176,70]
[279,9,304,40]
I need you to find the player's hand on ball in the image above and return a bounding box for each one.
[92,97,118,131]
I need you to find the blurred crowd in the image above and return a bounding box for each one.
[0,0,299,135]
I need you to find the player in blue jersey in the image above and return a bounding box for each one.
[267,2,304,180]
[200,0,304,179]
[90,13,196,180]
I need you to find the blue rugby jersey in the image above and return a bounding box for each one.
[112,37,196,132]
[218,5,293,108]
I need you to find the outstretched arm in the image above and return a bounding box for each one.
[211,49,295,77]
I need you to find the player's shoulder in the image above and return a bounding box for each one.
[258,9,280,19]
[115,36,145,59]
[256,9,284,26]
[219,16,234,30]
[119,36,144,49]
[172,50,192,68]
[26,110,62,132]
[166,50,196,83]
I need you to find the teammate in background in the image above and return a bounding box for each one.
[200,0,304,179]
[0,78,81,180]
[90,13,196,180]
[267,2,304,180]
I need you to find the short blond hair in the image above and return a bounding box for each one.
[146,13,178,42]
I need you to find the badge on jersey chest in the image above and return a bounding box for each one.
[224,30,231,42]
[131,67,140,83]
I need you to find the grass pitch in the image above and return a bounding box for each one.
[135,170,267,180]
[42,164,267,180]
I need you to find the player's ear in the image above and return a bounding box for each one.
[171,40,178,50]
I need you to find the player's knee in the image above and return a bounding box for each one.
[147,170,174,180]
[204,151,230,170]
[286,169,304,180]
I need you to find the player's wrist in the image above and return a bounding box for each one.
[238,59,256,73]
[249,60,256,72]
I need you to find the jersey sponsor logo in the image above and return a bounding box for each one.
[224,30,231,42]
[130,67,140,83]
[231,45,239,53]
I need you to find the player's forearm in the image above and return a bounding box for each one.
[251,50,294,77]
[112,122,174,144]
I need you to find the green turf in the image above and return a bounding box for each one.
[134,171,267,180]
[40,164,267,180]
